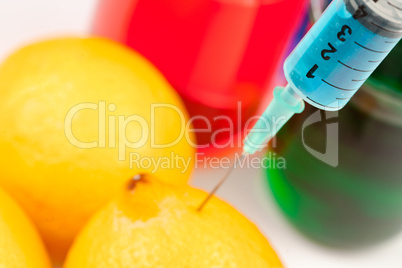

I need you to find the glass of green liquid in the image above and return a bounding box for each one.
[266,42,402,246]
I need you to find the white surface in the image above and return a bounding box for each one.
[0,1,401,267]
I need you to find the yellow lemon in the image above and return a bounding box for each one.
[64,174,283,268]
[0,37,195,263]
[0,187,51,268]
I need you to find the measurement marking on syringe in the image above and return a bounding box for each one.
[368,60,382,63]
[306,97,338,109]
[388,1,402,11]
[338,60,374,72]
[336,97,350,100]
[352,78,367,82]
[371,22,402,34]
[354,42,391,53]
[385,40,399,44]
[321,79,357,91]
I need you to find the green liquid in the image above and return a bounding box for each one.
[266,41,402,246]
[266,99,402,246]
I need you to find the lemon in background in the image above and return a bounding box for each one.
[0,187,51,268]
[0,37,195,263]
[64,174,283,268]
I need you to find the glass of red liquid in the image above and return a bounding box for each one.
[93,0,308,155]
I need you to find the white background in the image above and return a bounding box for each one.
[0,1,401,267]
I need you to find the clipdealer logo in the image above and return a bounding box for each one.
[64,101,190,161]
[63,100,340,171]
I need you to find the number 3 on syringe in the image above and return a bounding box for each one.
[306,24,352,79]
[306,3,372,79]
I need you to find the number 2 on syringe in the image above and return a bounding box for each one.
[305,2,372,79]
[306,24,352,78]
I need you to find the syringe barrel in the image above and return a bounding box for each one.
[284,0,402,111]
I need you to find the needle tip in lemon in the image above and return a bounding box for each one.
[64,174,283,268]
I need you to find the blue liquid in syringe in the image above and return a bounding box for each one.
[243,0,401,155]
[212,0,402,195]
[285,0,401,111]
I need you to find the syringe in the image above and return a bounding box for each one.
[244,0,402,155]
[198,0,402,211]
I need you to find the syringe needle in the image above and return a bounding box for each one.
[197,85,305,212]
[197,154,247,212]
[243,85,304,155]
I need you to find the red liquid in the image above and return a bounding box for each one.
[94,0,308,154]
